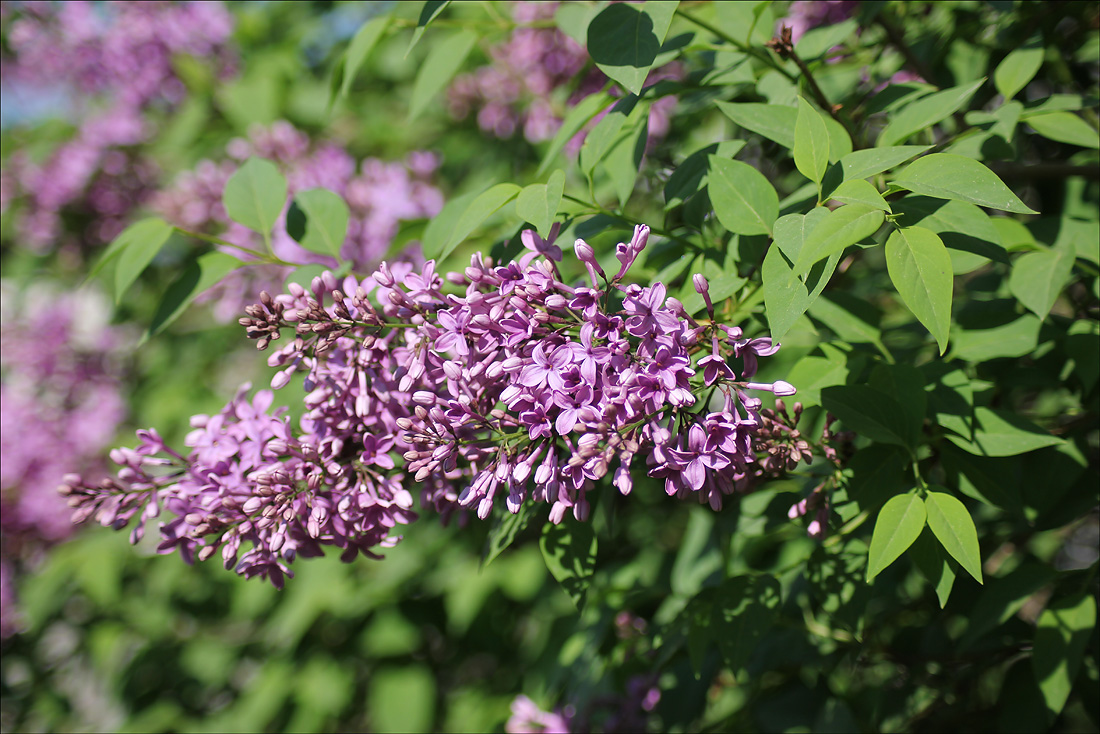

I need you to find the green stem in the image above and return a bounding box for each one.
[674,8,799,83]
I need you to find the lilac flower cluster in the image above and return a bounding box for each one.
[152,121,444,321]
[446,1,681,150]
[1,1,235,250]
[1,282,128,636]
[61,222,798,588]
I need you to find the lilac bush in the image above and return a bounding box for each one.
[60,224,801,586]
[0,0,235,249]
[0,282,127,636]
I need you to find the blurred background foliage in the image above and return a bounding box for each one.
[1,0,1098,732]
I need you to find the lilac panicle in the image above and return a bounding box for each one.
[66,221,801,587]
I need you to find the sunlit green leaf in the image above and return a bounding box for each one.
[867,494,926,583]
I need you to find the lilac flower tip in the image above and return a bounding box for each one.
[773,380,797,396]
[692,273,710,295]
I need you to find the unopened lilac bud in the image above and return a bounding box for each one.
[412,391,436,406]
[773,380,797,396]
[574,238,596,264]
[693,274,709,295]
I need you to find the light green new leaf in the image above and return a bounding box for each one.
[829,179,891,212]
[1009,244,1077,320]
[406,0,450,56]
[421,191,478,260]
[792,204,884,279]
[867,494,926,583]
[946,406,1063,457]
[794,98,830,184]
[287,188,349,259]
[96,218,173,303]
[339,14,390,101]
[893,154,1037,214]
[1033,594,1097,717]
[538,92,612,176]
[839,146,931,181]
[878,80,984,146]
[409,29,478,120]
[443,183,522,260]
[886,226,953,354]
[795,18,858,60]
[708,157,778,236]
[773,207,830,265]
[924,490,982,584]
[515,170,565,239]
[223,157,288,237]
[994,44,1044,102]
[1026,111,1100,149]
[603,113,648,206]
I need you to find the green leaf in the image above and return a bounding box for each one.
[1033,594,1097,717]
[603,111,649,206]
[441,184,521,262]
[878,80,984,146]
[339,14,390,101]
[867,494,926,583]
[909,528,957,608]
[885,226,953,354]
[791,204,884,279]
[821,385,917,452]
[924,490,982,584]
[146,252,244,340]
[1026,111,1100,149]
[994,43,1044,101]
[951,313,1041,362]
[794,18,858,60]
[712,575,782,674]
[483,502,537,567]
[406,0,450,56]
[893,154,1037,214]
[286,188,349,259]
[422,191,478,260]
[1008,244,1077,320]
[579,96,645,177]
[515,170,565,239]
[554,2,599,47]
[663,140,746,209]
[539,519,597,608]
[717,101,796,148]
[409,29,478,121]
[894,196,1007,275]
[808,292,889,356]
[537,92,612,177]
[838,146,931,181]
[223,157,288,237]
[708,157,779,236]
[868,363,927,435]
[762,210,837,343]
[940,445,1023,513]
[94,218,173,302]
[828,179,890,212]
[794,98,830,184]
[946,407,1063,457]
[586,1,678,96]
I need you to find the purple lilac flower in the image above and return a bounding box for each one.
[1,1,236,252]
[64,223,799,587]
[151,121,444,321]
[506,695,574,734]
[1,282,128,636]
